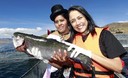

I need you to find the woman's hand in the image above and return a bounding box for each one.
[52,49,68,62]
[49,49,73,68]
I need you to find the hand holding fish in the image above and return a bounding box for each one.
[67,44,92,58]
[52,49,67,62]
[51,49,92,71]
[51,49,73,67]
[61,41,92,58]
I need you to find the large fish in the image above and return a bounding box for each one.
[13,32,92,71]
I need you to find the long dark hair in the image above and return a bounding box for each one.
[68,5,97,35]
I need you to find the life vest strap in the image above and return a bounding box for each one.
[95,71,113,75]
[75,75,92,78]
[74,68,113,75]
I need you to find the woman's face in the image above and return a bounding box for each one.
[69,10,88,33]
[54,15,69,34]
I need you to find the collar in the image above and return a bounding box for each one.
[76,33,89,42]
[59,32,71,41]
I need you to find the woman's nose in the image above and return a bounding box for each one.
[76,20,80,25]
[58,21,62,26]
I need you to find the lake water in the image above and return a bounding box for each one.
[114,34,128,47]
[0,34,128,78]
[0,43,44,78]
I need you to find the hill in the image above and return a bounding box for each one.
[106,22,128,34]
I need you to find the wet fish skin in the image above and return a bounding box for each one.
[13,32,69,60]
[13,32,92,70]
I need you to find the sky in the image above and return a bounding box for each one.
[0,0,128,38]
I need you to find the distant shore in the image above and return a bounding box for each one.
[0,38,12,45]
[106,22,128,34]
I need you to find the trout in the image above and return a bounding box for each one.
[13,32,92,71]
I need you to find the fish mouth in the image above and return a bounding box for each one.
[12,35,25,48]
[16,40,27,51]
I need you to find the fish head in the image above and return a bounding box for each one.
[13,32,25,48]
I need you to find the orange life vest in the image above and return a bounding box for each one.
[72,27,114,78]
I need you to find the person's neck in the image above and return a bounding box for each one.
[82,30,89,36]
[58,29,70,41]
[60,29,70,36]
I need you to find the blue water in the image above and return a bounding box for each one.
[0,34,128,78]
[115,34,128,47]
[0,42,40,78]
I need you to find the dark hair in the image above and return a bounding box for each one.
[50,4,68,21]
[50,4,75,42]
[68,5,97,35]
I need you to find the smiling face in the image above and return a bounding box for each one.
[54,15,69,35]
[69,10,88,34]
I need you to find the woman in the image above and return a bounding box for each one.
[15,5,127,78]
[67,5,127,78]
[43,4,74,78]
